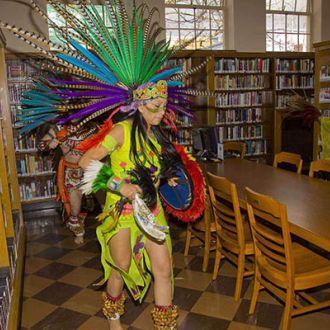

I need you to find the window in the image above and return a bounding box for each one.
[266,0,311,52]
[47,4,110,47]
[165,0,225,50]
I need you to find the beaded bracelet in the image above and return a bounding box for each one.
[107,175,125,192]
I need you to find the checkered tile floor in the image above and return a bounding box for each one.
[21,213,330,330]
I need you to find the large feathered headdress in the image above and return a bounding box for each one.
[0,0,209,135]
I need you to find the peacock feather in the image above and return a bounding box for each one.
[1,0,209,134]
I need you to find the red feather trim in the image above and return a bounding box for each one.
[76,117,112,152]
[76,107,122,152]
[161,144,205,222]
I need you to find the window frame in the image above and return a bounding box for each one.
[266,0,312,52]
[165,1,226,50]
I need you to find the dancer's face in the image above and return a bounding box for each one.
[138,97,167,127]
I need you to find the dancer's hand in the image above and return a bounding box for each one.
[119,183,142,200]
[168,177,178,187]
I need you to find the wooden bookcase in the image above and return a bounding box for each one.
[272,52,315,157]
[314,41,330,160]
[171,50,315,164]
[0,32,25,330]
[5,55,57,211]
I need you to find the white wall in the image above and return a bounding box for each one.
[226,0,266,52]
[0,0,48,53]
[313,0,330,45]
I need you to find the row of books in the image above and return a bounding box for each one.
[214,75,271,90]
[8,82,32,104]
[276,58,314,72]
[276,94,314,109]
[218,125,263,142]
[320,65,330,81]
[0,268,10,330]
[19,179,56,201]
[276,75,314,89]
[175,114,192,126]
[168,130,193,145]
[14,133,37,151]
[319,88,330,103]
[244,139,267,156]
[0,237,18,330]
[6,59,44,81]
[215,91,273,107]
[16,155,53,175]
[214,58,270,73]
[216,108,262,124]
[163,58,189,71]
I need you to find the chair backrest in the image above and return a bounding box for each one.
[224,141,245,159]
[273,151,303,174]
[245,187,294,282]
[207,172,245,248]
[193,190,214,231]
[309,159,330,178]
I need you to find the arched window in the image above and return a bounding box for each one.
[165,0,225,50]
[266,0,312,51]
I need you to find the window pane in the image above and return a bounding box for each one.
[180,30,195,49]
[274,14,285,33]
[49,28,65,46]
[210,10,223,29]
[273,33,286,51]
[296,0,308,12]
[211,30,224,50]
[283,0,295,11]
[266,32,273,51]
[179,8,195,29]
[299,34,308,51]
[287,15,298,33]
[270,0,283,11]
[266,0,271,10]
[266,14,273,32]
[196,9,209,29]
[166,7,179,29]
[48,5,65,27]
[196,30,210,49]
[287,33,299,51]
[166,29,180,47]
[299,15,308,33]
[177,0,191,4]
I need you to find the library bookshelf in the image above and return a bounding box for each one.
[5,54,57,211]
[272,52,315,157]
[172,50,315,164]
[0,32,25,330]
[314,40,330,160]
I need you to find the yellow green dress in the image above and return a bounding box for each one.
[96,120,172,302]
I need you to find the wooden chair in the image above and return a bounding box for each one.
[207,172,254,301]
[309,159,330,178]
[224,141,245,159]
[245,187,330,330]
[273,151,303,174]
[184,192,217,272]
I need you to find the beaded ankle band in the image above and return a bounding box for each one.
[102,291,126,320]
[151,304,179,330]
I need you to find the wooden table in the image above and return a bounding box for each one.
[201,159,330,252]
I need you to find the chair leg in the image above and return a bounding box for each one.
[202,227,211,272]
[184,224,192,256]
[212,238,222,280]
[234,253,245,301]
[281,289,294,330]
[249,271,261,315]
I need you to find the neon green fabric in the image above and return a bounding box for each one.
[97,120,172,302]
[321,117,330,160]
